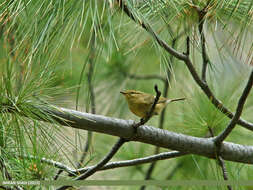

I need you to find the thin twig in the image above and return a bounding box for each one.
[116,0,253,131]
[197,8,209,82]
[214,70,253,144]
[217,156,233,190]
[53,169,62,180]
[56,138,126,190]
[207,127,232,190]
[184,58,253,131]
[185,36,190,56]
[75,151,186,175]
[76,138,126,179]
[117,0,187,61]
[140,147,159,190]
[24,151,186,176]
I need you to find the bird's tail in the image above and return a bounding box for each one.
[169,97,186,103]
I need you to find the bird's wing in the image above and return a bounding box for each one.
[142,94,154,105]
[143,95,168,104]
[157,97,168,104]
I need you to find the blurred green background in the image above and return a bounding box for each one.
[0,0,253,189]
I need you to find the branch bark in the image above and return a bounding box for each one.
[16,105,253,164]
[25,151,185,176]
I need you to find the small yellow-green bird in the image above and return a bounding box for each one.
[120,90,185,118]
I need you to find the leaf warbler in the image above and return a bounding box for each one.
[120,90,185,118]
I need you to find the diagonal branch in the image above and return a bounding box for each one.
[56,138,126,190]
[184,58,253,131]
[115,0,253,131]
[76,138,126,180]
[117,0,187,61]
[214,70,253,144]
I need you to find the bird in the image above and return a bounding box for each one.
[120,90,185,118]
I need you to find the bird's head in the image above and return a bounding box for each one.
[120,90,143,101]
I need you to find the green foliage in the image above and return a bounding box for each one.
[0,0,252,189]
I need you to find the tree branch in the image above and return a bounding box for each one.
[76,138,126,180]
[116,0,253,132]
[184,58,253,131]
[117,0,187,61]
[25,151,186,176]
[214,70,253,144]
[7,105,253,164]
[56,138,126,190]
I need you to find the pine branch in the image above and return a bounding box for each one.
[116,0,187,61]
[116,0,253,132]
[214,70,253,144]
[5,104,253,164]
[56,138,126,190]
[24,151,186,176]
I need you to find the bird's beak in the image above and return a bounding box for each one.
[120,91,126,95]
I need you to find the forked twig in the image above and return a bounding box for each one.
[132,84,161,128]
